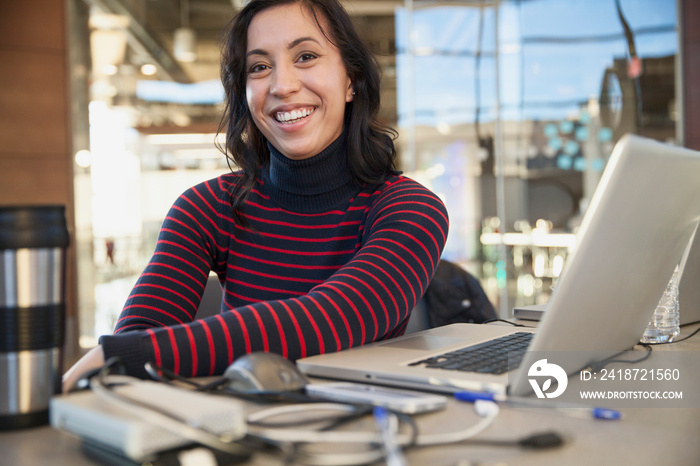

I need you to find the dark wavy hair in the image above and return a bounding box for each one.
[217,0,397,224]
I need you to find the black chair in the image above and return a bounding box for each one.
[406,260,496,333]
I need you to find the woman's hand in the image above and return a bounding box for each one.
[62,345,105,393]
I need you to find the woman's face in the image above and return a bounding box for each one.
[245,3,353,160]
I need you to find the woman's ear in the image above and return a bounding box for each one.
[346,80,355,102]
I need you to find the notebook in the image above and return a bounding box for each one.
[297,135,700,396]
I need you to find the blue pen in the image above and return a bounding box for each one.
[455,391,621,420]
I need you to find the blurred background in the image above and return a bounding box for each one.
[1,0,696,359]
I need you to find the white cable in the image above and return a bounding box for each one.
[247,402,358,424]
[412,400,499,446]
[246,399,500,447]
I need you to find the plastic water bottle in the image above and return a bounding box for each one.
[641,266,680,343]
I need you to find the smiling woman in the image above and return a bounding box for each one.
[63,0,449,390]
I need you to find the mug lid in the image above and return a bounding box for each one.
[0,205,69,249]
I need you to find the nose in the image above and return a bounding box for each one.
[269,63,301,97]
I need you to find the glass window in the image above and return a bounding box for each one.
[395,0,678,315]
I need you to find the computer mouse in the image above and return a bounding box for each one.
[223,352,310,393]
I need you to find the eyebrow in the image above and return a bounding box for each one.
[246,36,321,59]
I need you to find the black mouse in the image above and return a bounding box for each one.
[223,352,310,393]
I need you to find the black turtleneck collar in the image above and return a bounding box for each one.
[260,133,362,213]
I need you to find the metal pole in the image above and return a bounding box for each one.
[493,0,510,318]
[675,0,684,146]
[404,0,416,172]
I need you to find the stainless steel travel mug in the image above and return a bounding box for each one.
[0,206,69,430]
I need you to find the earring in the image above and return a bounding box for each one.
[352,91,356,96]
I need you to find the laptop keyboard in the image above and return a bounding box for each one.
[408,332,534,375]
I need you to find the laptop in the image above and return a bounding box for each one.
[297,135,700,396]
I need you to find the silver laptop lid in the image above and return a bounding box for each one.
[511,134,700,394]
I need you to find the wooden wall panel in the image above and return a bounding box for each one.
[0,0,76,343]
[0,0,71,206]
[0,1,66,50]
[0,156,72,206]
[0,50,69,155]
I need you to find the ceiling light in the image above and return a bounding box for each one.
[88,9,129,30]
[75,150,92,168]
[102,64,119,76]
[90,30,127,74]
[436,122,451,135]
[140,64,157,76]
[171,113,192,127]
[174,28,196,62]
[174,0,196,62]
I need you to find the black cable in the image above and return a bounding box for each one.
[217,385,325,404]
[517,431,565,449]
[407,430,565,451]
[144,361,205,389]
[317,405,375,431]
[475,431,564,449]
[614,0,637,58]
[395,411,420,449]
[585,344,652,373]
[144,361,320,404]
[614,0,644,130]
[483,318,527,327]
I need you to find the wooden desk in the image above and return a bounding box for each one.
[2,322,699,466]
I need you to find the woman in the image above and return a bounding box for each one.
[63,0,449,390]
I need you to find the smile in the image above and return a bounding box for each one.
[275,107,315,124]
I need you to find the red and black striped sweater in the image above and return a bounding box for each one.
[101,136,449,378]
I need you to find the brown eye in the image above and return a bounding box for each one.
[298,53,318,63]
[249,63,269,74]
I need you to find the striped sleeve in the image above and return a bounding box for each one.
[100,176,449,378]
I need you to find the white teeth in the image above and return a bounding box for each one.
[275,107,314,123]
